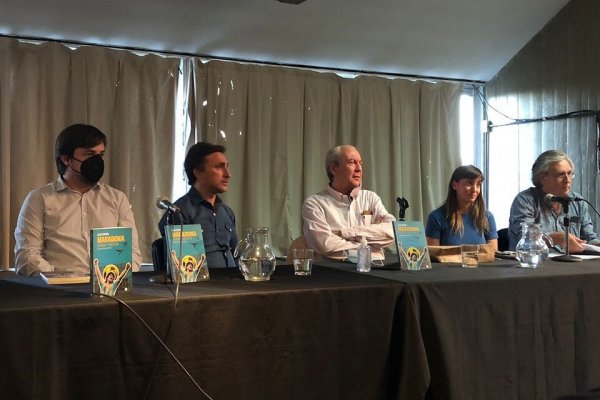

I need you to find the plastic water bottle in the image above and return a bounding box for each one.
[356,236,371,272]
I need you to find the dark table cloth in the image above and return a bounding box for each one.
[324,257,600,400]
[0,265,420,400]
[4,257,600,400]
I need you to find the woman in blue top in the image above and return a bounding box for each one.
[425,165,498,249]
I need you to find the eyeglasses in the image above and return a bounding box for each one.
[553,172,575,182]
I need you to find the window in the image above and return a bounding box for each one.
[486,95,535,230]
[172,61,190,200]
[460,86,485,169]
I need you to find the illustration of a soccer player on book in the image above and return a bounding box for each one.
[93,259,132,295]
[170,251,208,283]
[400,246,429,270]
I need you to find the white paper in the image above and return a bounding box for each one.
[582,243,600,254]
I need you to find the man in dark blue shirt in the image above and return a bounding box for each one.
[159,142,238,267]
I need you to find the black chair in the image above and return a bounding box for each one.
[497,228,509,251]
[151,237,167,273]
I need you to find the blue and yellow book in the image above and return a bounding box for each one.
[392,221,432,270]
[90,227,133,295]
[165,224,209,283]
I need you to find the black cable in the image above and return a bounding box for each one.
[92,291,213,400]
[472,85,512,122]
[142,286,178,400]
[472,85,598,128]
[474,85,600,173]
[596,112,600,173]
[490,109,597,128]
[143,220,186,399]
[582,199,600,219]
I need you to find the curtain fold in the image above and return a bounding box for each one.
[0,38,179,269]
[191,60,462,255]
[1,35,462,268]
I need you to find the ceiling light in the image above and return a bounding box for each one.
[277,0,308,4]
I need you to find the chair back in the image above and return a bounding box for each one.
[497,228,509,251]
[151,238,167,272]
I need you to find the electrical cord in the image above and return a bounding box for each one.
[92,219,211,399]
[472,84,599,128]
[474,84,600,172]
[490,109,598,128]
[143,252,181,400]
[142,296,177,400]
[142,220,207,399]
[582,199,600,218]
[473,85,511,122]
[91,291,213,400]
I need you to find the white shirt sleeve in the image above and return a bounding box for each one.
[14,190,55,275]
[14,180,143,276]
[302,188,395,260]
[340,193,395,245]
[302,197,363,258]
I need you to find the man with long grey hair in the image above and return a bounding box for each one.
[302,145,396,260]
[508,149,599,251]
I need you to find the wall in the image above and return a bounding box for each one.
[486,0,600,231]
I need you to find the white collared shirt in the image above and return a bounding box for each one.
[302,186,396,260]
[14,177,142,276]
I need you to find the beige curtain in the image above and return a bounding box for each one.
[190,60,462,255]
[0,37,462,268]
[0,38,179,269]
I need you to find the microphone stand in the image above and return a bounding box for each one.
[551,200,582,262]
[165,210,180,283]
[150,210,177,284]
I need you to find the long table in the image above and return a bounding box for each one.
[326,257,600,400]
[2,258,600,400]
[0,266,421,400]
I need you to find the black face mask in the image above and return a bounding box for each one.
[72,154,104,183]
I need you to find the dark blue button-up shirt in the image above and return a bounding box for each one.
[159,188,238,268]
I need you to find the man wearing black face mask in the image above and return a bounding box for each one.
[14,124,142,276]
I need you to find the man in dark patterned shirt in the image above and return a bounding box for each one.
[159,142,238,267]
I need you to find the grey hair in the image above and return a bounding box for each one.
[531,150,574,187]
[325,145,355,183]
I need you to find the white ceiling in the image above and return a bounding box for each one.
[0,0,569,82]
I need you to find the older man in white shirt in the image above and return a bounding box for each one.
[302,145,396,260]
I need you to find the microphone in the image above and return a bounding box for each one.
[156,196,180,214]
[544,193,584,205]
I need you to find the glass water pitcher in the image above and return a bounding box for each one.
[236,227,277,281]
[515,222,553,268]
